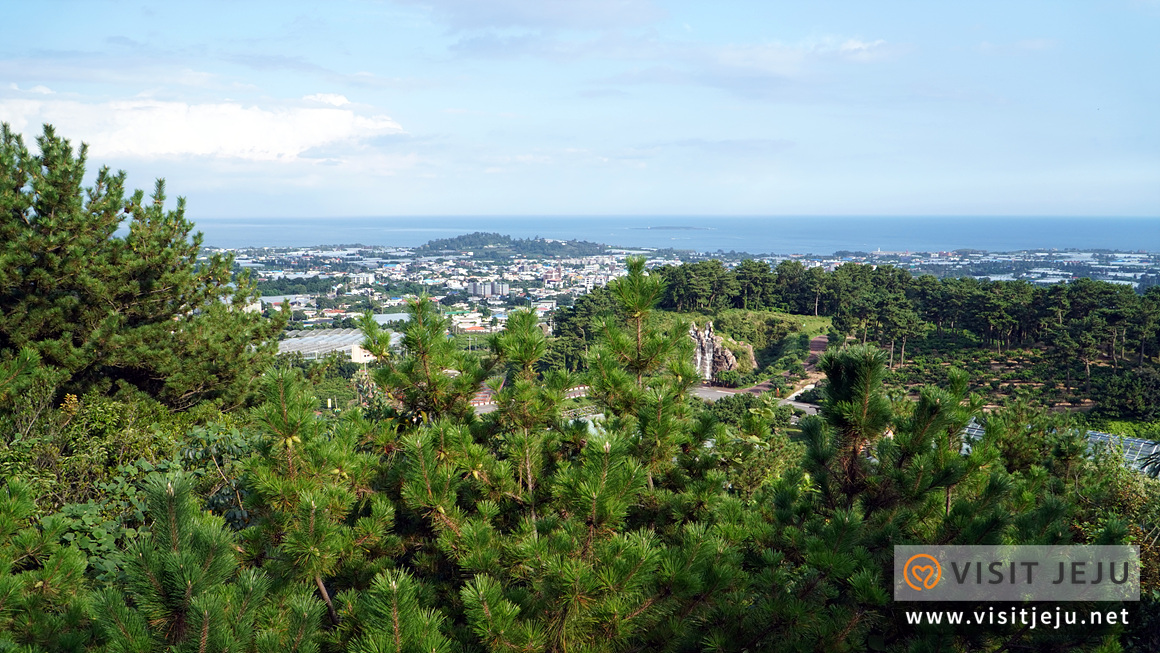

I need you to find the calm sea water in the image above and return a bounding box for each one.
[188,216,1160,255]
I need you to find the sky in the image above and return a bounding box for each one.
[2,0,1159,219]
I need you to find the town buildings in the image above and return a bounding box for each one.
[212,241,1158,363]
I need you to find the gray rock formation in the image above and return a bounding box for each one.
[690,321,715,381]
[712,344,739,377]
[690,321,742,381]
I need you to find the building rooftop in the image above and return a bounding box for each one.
[279,329,367,357]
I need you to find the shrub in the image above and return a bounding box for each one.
[715,369,741,388]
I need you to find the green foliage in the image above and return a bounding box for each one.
[89,474,326,652]
[646,257,1158,421]
[0,348,40,404]
[415,231,607,259]
[0,386,225,535]
[1089,419,1160,441]
[713,369,740,388]
[732,350,1131,651]
[656,259,739,312]
[588,257,695,394]
[256,275,346,296]
[546,285,621,372]
[4,234,1159,651]
[1093,367,1160,421]
[364,295,489,424]
[347,569,452,653]
[715,396,801,500]
[180,424,260,529]
[357,311,392,363]
[243,368,398,627]
[712,309,794,352]
[313,377,356,411]
[797,380,825,403]
[0,123,284,410]
[0,480,92,651]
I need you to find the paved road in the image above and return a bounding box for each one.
[804,335,829,371]
[690,386,738,403]
[692,383,820,415]
[782,401,819,415]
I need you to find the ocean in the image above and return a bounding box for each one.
[187,216,1160,255]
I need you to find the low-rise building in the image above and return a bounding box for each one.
[278,328,398,362]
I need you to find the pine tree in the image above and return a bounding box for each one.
[486,308,572,522]
[346,569,453,653]
[363,295,488,425]
[357,311,393,363]
[0,348,39,404]
[357,265,739,652]
[89,473,326,652]
[0,124,284,410]
[242,368,398,628]
[0,479,92,652]
[717,344,1128,651]
[815,344,893,503]
[585,256,699,489]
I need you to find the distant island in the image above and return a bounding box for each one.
[415,231,608,258]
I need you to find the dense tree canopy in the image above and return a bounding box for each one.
[6,283,1154,651]
[1,127,1159,652]
[0,124,283,410]
[647,257,1160,416]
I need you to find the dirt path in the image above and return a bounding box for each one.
[734,335,829,398]
[803,335,828,372]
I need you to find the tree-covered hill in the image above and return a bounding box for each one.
[638,258,1160,419]
[416,231,608,258]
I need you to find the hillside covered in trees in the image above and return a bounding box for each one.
[551,258,1159,425]
[3,126,1160,652]
[416,232,608,259]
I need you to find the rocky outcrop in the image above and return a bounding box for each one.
[712,344,738,377]
[733,341,757,373]
[690,321,745,381]
[690,321,716,381]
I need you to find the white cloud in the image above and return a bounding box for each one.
[303,93,351,106]
[838,39,889,61]
[708,36,893,76]
[0,97,403,162]
[713,43,808,76]
[8,83,54,94]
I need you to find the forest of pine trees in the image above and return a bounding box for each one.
[3,126,1160,651]
[649,258,1160,372]
[549,256,1160,421]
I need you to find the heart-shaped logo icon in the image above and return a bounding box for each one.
[904,554,942,591]
[911,565,936,588]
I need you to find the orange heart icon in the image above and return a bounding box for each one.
[911,565,937,588]
[904,554,942,591]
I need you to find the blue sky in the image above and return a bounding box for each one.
[2,0,1158,218]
